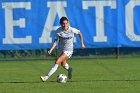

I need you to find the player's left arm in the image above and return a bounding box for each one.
[78,32,85,49]
[72,28,85,49]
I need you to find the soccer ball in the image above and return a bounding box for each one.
[56,74,67,83]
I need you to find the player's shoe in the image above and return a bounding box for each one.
[40,76,49,82]
[68,67,72,79]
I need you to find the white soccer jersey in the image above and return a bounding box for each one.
[54,26,80,52]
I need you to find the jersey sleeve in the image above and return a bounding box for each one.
[71,28,80,34]
[54,31,59,41]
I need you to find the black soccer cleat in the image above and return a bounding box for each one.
[68,67,72,79]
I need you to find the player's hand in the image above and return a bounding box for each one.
[47,50,52,56]
[81,43,85,49]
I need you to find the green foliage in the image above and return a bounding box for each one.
[1,48,140,60]
[0,49,57,59]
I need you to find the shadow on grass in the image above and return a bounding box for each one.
[0,79,140,83]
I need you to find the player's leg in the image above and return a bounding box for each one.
[40,63,59,82]
[61,51,73,79]
[61,60,73,79]
[61,60,68,69]
[47,53,68,77]
[40,53,67,82]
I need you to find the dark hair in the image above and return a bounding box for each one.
[60,17,68,24]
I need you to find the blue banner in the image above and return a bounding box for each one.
[0,0,140,50]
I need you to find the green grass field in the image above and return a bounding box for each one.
[0,57,140,93]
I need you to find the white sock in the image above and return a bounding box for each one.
[63,63,70,70]
[47,64,59,77]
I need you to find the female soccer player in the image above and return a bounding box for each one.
[40,17,85,82]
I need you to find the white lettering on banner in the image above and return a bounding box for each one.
[1,0,140,46]
[2,2,32,44]
[126,0,140,41]
[39,1,68,43]
[83,1,116,42]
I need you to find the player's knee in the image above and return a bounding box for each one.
[55,59,61,64]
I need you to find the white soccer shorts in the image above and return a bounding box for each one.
[57,51,73,58]
[64,51,73,58]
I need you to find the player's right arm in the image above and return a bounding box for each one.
[48,40,57,56]
[48,29,59,56]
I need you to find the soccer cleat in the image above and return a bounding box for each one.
[40,76,49,82]
[68,67,72,79]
